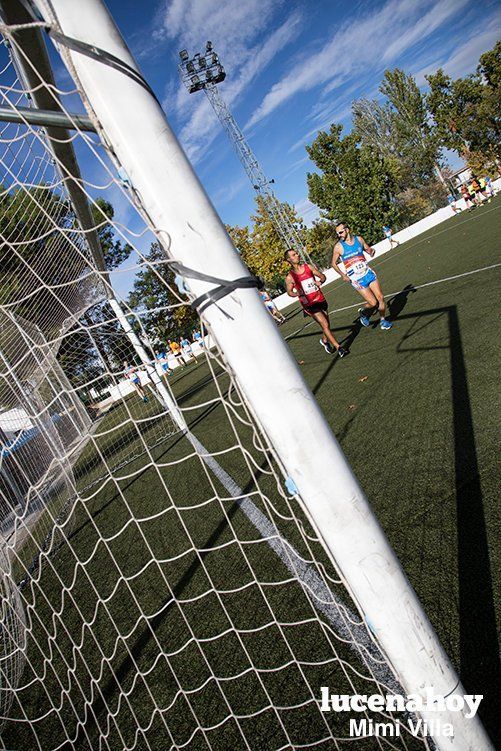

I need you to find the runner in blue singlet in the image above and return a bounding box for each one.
[123,360,149,401]
[331,222,392,330]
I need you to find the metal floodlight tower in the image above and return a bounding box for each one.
[178,43,313,266]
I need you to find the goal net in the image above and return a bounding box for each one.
[0,3,487,751]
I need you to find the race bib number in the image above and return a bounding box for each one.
[347,260,367,280]
[301,277,318,295]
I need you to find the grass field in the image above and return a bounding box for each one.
[5,198,500,750]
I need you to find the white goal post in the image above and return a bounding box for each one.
[23,1,491,749]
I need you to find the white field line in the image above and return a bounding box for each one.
[187,431,399,691]
[285,263,501,341]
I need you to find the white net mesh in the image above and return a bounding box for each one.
[0,10,433,751]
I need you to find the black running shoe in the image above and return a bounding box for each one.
[319,338,335,354]
[337,347,349,358]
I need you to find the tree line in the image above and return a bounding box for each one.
[232,40,500,287]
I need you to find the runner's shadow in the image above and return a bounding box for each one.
[340,319,362,350]
[388,283,416,320]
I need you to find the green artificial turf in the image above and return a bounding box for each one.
[4,199,500,750]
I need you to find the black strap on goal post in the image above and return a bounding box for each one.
[1,1,160,102]
[170,261,263,317]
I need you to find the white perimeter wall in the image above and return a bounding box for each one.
[273,178,501,311]
[102,338,212,404]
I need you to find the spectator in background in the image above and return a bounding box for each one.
[192,329,204,347]
[168,339,185,369]
[484,175,495,201]
[478,176,491,202]
[460,183,475,210]
[155,351,172,377]
[447,193,461,214]
[180,336,198,362]
[383,226,399,249]
[468,179,484,206]
[259,289,286,325]
[123,361,148,402]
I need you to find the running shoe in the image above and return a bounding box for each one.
[337,347,349,358]
[380,319,393,331]
[358,309,371,327]
[143,396,149,403]
[319,338,334,354]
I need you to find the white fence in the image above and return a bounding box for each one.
[92,337,213,410]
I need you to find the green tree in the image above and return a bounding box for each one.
[91,197,133,269]
[0,185,72,311]
[128,242,197,343]
[58,300,140,390]
[379,68,444,185]
[229,197,302,292]
[463,147,499,178]
[0,181,142,399]
[425,69,467,152]
[0,187,133,313]
[352,98,403,178]
[426,41,500,160]
[305,219,339,269]
[225,223,253,258]
[425,69,484,152]
[306,124,399,244]
[58,197,135,385]
[476,40,500,153]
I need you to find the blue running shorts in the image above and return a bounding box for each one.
[351,268,377,289]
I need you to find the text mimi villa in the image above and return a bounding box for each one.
[349,717,452,738]
[319,687,483,739]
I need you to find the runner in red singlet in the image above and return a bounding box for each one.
[284,249,348,357]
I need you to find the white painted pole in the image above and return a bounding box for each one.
[36,2,492,747]
[108,298,186,433]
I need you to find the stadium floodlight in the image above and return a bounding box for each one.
[178,42,313,264]
[178,44,227,92]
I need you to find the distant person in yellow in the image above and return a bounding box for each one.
[168,339,185,368]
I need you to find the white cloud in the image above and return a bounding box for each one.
[410,6,501,86]
[294,197,319,226]
[287,104,355,155]
[211,174,248,207]
[437,13,501,79]
[155,0,278,51]
[381,0,465,63]
[153,1,302,161]
[246,0,469,129]
[280,155,311,179]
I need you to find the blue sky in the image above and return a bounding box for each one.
[55,0,500,298]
